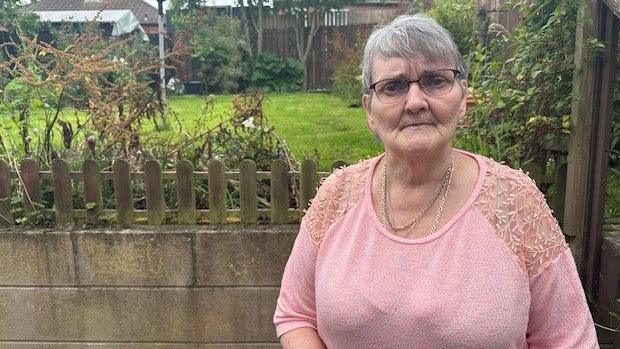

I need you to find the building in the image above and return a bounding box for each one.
[22,0,162,39]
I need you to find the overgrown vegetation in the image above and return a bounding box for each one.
[0,18,296,226]
[171,8,250,93]
[456,0,580,169]
[330,31,366,107]
[426,0,478,57]
[250,53,304,92]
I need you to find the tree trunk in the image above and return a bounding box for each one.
[238,0,253,57]
[257,0,263,55]
[300,10,320,90]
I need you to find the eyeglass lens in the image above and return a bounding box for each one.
[373,70,457,104]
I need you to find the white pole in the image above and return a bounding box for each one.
[158,0,167,116]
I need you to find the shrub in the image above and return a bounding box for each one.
[174,10,250,93]
[457,0,580,168]
[330,31,365,107]
[250,53,304,93]
[426,0,478,57]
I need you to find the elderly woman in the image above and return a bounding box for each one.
[273,14,597,348]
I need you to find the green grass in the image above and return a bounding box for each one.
[164,93,384,170]
[0,92,383,171]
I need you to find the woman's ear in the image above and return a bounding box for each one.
[362,94,377,133]
[457,80,468,120]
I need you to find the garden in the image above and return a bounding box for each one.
[0,0,618,225]
[1,0,620,345]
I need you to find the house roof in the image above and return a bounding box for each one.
[23,0,159,25]
[33,10,144,36]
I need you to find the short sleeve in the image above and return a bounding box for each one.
[273,220,319,337]
[475,158,598,347]
[526,248,599,348]
[517,177,598,347]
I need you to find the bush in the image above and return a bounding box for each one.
[330,31,365,107]
[250,53,304,93]
[457,0,580,168]
[174,10,250,93]
[426,0,478,57]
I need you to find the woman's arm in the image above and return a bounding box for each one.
[280,327,326,349]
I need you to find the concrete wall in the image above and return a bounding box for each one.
[0,226,298,348]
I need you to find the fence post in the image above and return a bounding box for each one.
[20,159,41,212]
[113,159,133,226]
[300,159,317,217]
[271,159,289,224]
[52,159,73,226]
[553,161,568,227]
[0,159,13,226]
[83,159,102,225]
[208,159,226,224]
[176,160,196,225]
[145,159,165,225]
[240,159,257,224]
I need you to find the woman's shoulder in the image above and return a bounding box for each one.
[471,154,569,277]
[302,156,378,246]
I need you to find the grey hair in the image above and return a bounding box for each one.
[361,14,467,92]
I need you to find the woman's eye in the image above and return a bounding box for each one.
[382,80,408,94]
[424,75,449,88]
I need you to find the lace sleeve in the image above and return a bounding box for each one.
[303,168,347,246]
[302,160,371,246]
[518,176,568,277]
[476,160,568,277]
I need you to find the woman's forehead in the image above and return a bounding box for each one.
[371,56,451,80]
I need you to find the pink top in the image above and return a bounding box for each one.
[274,151,598,348]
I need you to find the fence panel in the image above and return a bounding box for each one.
[0,159,13,226]
[145,160,165,225]
[113,160,133,226]
[240,160,258,224]
[20,159,41,212]
[176,160,197,225]
[208,160,226,224]
[52,159,73,226]
[271,159,289,224]
[83,159,103,225]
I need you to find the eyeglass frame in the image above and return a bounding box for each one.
[367,69,462,104]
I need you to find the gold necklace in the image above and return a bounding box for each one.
[380,156,453,234]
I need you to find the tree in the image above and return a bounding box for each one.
[170,7,250,93]
[238,0,266,57]
[0,0,42,37]
[273,0,353,88]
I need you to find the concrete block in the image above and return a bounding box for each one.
[0,286,279,342]
[0,231,75,285]
[195,228,296,286]
[75,230,193,286]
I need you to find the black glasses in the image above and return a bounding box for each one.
[368,69,461,104]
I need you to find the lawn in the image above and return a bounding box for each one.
[165,93,383,170]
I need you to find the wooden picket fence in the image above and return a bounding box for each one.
[0,154,569,228]
[0,158,347,227]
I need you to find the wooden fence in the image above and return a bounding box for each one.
[0,154,569,228]
[0,158,345,227]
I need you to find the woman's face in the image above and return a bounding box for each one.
[362,56,467,158]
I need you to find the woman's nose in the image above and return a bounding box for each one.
[403,82,429,113]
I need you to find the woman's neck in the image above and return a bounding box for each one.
[384,147,454,189]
